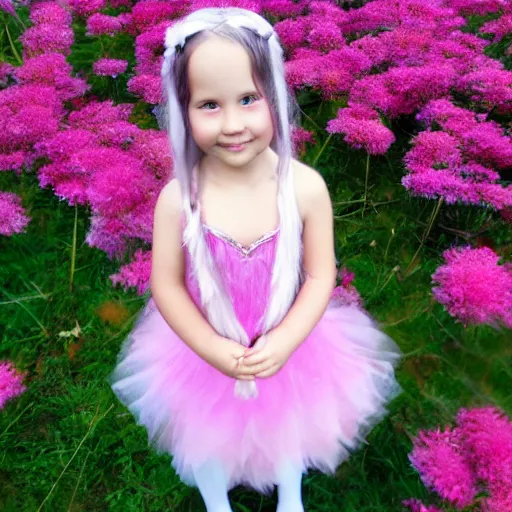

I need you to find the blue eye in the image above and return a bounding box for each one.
[201,102,217,110]
[241,95,258,106]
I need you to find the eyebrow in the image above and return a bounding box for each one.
[193,90,261,105]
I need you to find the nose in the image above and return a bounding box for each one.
[222,106,244,135]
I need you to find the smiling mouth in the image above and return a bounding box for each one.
[218,140,253,147]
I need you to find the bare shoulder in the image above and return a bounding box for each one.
[292,159,331,219]
[154,178,184,220]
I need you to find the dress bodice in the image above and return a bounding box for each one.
[185,225,279,343]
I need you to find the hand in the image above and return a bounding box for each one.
[203,335,255,381]
[237,331,295,379]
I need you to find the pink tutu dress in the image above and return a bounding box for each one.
[108,221,401,492]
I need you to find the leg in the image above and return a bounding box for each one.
[276,460,305,512]
[192,459,233,512]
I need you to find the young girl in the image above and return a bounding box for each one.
[109,7,401,512]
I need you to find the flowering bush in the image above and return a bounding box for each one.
[0,0,510,300]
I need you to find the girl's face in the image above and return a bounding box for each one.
[187,35,274,169]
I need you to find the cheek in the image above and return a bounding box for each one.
[252,105,274,138]
[188,111,216,144]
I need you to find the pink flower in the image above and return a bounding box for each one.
[63,0,106,17]
[67,99,134,129]
[274,17,309,52]
[431,246,512,328]
[86,215,131,259]
[409,407,512,511]
[309,1,347,24]
[409,427,478,508]
[350,65,455,118]
[402,126,512,210]
[133,20,171,76]
[29,2,72,26]
[93,58,128,78]
[457,407,512,512]
[124,128,173,181]
[341,0,397,34]
[0,151,26,172]
[127,74,163,104]
[110,0,132,7]
[338,267,355,287]
[0,192,31,236]
[0,84,64,172]
[86,13,125,37]
[86,162,155,216]
[445,0,506,17]
[291,127,314,156]
[327,105,395,155]
[14,53,90,101]
[306,19,345,52]
[21,27,75,59]
[416,99,512,170]
[129,0,184,34]
[480,14,512,43]
[0,360,27,409]
[330,267,363,308]
[0,0,16,17]
[458,69,512,114]
[110,249,152,295]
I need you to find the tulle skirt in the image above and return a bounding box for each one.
[108,298,401,492]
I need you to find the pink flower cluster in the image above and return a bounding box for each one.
[0,1,172,295]
[330,267,363,308]
[291,127,314,156]
[0,192,31,236]
[34,100,171,261]
[431,245,512,328]
[402,99,512,211]
[19,2,74,58]
[110,249,152,295]
[0,360,26,409]
[327,104,395,155]
[93,58,128,77]
[0,0,16,17]
[2,0,511,294]
[409,406,512,511]
[480,12,512,43]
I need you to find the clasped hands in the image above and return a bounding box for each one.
[214,330,296,381]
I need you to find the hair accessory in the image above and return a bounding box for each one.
[164,11,275,58]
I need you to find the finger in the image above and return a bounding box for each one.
[243,345,263,357]
[241,352,268,367]
[256,364,280,379]
[235,374,255,381]
[238,361,273,376]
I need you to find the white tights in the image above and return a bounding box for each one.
[276,460,305,512]
[193,459,232,512]
[192,459,304,512]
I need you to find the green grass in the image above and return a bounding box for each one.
[1,134,510,512]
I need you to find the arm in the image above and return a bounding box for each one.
[240,163,337,377]
[150,179,253,380]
